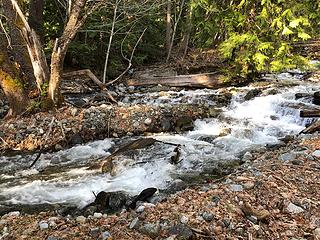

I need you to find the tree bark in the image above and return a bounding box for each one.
[47,0,101,106]
[28,0,44,43]
[180,1,193,58]
[165,0,172,54]
[9,0,50,91]
[2,0,37,91]
[0,37,29,117]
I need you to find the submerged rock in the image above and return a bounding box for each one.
[244,89,262,101]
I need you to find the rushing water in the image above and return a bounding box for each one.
[0,75,318,209]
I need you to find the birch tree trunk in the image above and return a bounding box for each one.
[165,0,172,54]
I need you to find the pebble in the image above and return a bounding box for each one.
[101,231,112,240]
[90,227,100,237]
[133,121,140,128]
[8,211,20,217]
[180,215,189,224]
[211,195,221,205]
[243,181,255,190]
[71,108,79,117]
[312,150,320,158]
[39,221,49,230]
[139,222,160,238]
[129,217,140,229]
[168,224,193,240]
[55,144,63,151]
[242,151,253,161]
[47,236,59,240]
[144,118,152,125]
[93,212,103,218]
[76,216,86,223]
[279,152,295,162]
[0,220,7,225]
[136,205,145,213]
[291,159,304,165]
[202,212,214,222]
[287,202,304,214]
[314,228,320,238]
[229,184,243,192]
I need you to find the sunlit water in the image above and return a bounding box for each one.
[0,76,318,208]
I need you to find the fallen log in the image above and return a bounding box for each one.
[300,120,320,134]
[127,72,226,89]
[300,110,320,118]
[295,93,312,99]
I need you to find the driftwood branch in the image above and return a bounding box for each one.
[63,69,117,103]
[63,69,105,88]
[300,120,320,134]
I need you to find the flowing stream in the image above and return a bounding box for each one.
[0,73,318,211]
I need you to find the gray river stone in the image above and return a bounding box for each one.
[129,217,140,229]
[287,203,304,214]
[139,222,160,238]
[312,150,320,158]
[202,212,214,222]
[101,231,112,240]
[279,152,296,162]
[229,184,243,192]
[168,224,193,240]
[39,221,49,230]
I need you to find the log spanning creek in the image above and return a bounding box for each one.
[0,72,318,213]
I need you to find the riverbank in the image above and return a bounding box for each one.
[0,134,319,239]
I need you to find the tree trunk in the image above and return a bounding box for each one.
[47,0,99,106]
[48,41,68,106]
[0,37,29,117]
[8,0,50,91]
[165,0,172,54]
[28,0,44,44]
[2,0,37,91]
[180,1,193,58]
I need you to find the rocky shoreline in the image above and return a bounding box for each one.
[0,134,319,239]
[0,103,225,154]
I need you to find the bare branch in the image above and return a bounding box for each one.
[106,28,147,86]
[0,16,12,49]
[103,0,121,84]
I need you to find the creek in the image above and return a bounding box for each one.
[0,72,318,212]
